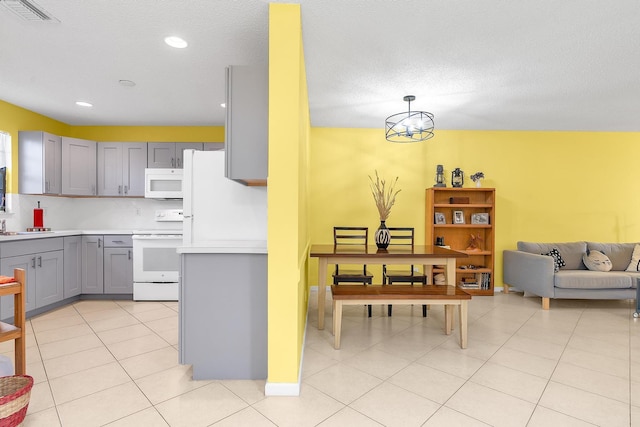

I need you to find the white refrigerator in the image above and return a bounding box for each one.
[182,149,267,245]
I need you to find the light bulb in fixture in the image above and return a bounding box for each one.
[220,103,226,108]
[75,101,93,107]
[164,36,188,48]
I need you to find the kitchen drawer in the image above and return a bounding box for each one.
[104,235,133,247]
[0,237,64,258]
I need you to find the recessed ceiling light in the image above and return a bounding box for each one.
[75,101,93,107]
[119,79,136,87]
[164,36,188,49]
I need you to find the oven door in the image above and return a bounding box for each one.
[132,234,182,282]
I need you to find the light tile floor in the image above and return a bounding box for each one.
[3,290,639,426]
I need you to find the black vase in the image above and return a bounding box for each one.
[375,220,390,249]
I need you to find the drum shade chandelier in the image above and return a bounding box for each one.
[385,95,434,143]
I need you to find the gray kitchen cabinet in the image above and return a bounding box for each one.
[225,65,268,184]
[62,137,97,196]
[103,235,133,294]
[203,142,224,151]
[180,252,267,379]
[18,131,62,195]
[64,236,82,298]
[0,238,64,319]
[81,235,104,294]
[97,142,147,196]
[148,142,203,168]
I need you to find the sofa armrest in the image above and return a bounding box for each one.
[503,250,555,298]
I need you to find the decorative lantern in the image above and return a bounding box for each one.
[434,164,446,187]
[452,168,464,188]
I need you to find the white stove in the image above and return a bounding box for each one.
[133,209,183,301]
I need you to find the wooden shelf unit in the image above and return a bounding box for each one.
[0,268,26,375]
[426,188,495,295]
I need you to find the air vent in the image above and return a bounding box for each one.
[0,0,58,22]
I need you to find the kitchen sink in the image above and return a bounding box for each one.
[0,231,54,236]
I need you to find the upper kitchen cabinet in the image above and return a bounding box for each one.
[148,142,203,168]
[225,65,268,186]
[62,137,97,196]
[203,142,224,151]
[97,142,147,196]
[18,131,62,195]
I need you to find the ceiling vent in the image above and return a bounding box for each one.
[0,0,58,22]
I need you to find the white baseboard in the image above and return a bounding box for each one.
[264,381,301,396]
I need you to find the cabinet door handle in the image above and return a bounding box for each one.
[124,185,129,195]
[31,257,36,268]
[113,240,125,244]
[98,238,102,248]
[38,256,42,267]
[177,157,182,168]
[118,185,122,195]
[128,250,132,260]
[171,158,175,168]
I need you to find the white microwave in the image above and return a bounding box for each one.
[144,168,183,199]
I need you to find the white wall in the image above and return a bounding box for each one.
[4,194,182,231]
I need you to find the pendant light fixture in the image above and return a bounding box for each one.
[385,95,434,143]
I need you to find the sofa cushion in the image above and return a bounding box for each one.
[543,248,566,272]
[625,244,640,272]
[582,250,612,272]
[517,241,587,270]
[554,271,633,289]
[587,242,637,271]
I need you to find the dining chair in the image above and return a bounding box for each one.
[382,227,428,317]
[332,226,374,317]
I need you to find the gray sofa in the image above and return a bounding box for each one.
[503,241,639,309]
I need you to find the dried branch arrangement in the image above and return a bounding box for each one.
[369,170,401,221]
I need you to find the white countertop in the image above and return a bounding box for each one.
[178,240,267,254]
[0,229,134,241]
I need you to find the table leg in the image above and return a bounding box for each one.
[459,300,468,349]
[318,257,328,330]
[445,305,452,335]
[334,300,343,349]
[445,258,456,288]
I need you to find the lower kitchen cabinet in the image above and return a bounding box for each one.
[64,236,82,298]
[0,238,64,320]
[82,235,133,294]
[81,235,104,294]
[104,236,133,294]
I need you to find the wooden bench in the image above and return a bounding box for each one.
[331,284,471,349]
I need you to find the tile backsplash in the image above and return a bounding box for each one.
[3,194,182,231]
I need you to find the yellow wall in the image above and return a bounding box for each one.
[69,126,224,142]
[309,128,640,287]
[267,3,310,384]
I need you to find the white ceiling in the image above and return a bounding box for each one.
[1,0,638,131]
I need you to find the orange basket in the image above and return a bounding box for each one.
[0,375,33,427]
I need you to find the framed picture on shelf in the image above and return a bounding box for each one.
[434,212,446,224]
[453,210,465,224]
[471,213,489,224]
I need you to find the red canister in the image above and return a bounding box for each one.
[33,201,43,228]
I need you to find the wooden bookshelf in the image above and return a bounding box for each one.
[426,188,495,295]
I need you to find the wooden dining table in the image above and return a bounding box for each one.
[309,244,468,330]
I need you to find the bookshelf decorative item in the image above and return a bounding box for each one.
[425,187,495,295]
[434,212,446,224]
[453,210,465,224]
[451,168,464,188]
[471,213,489,224]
